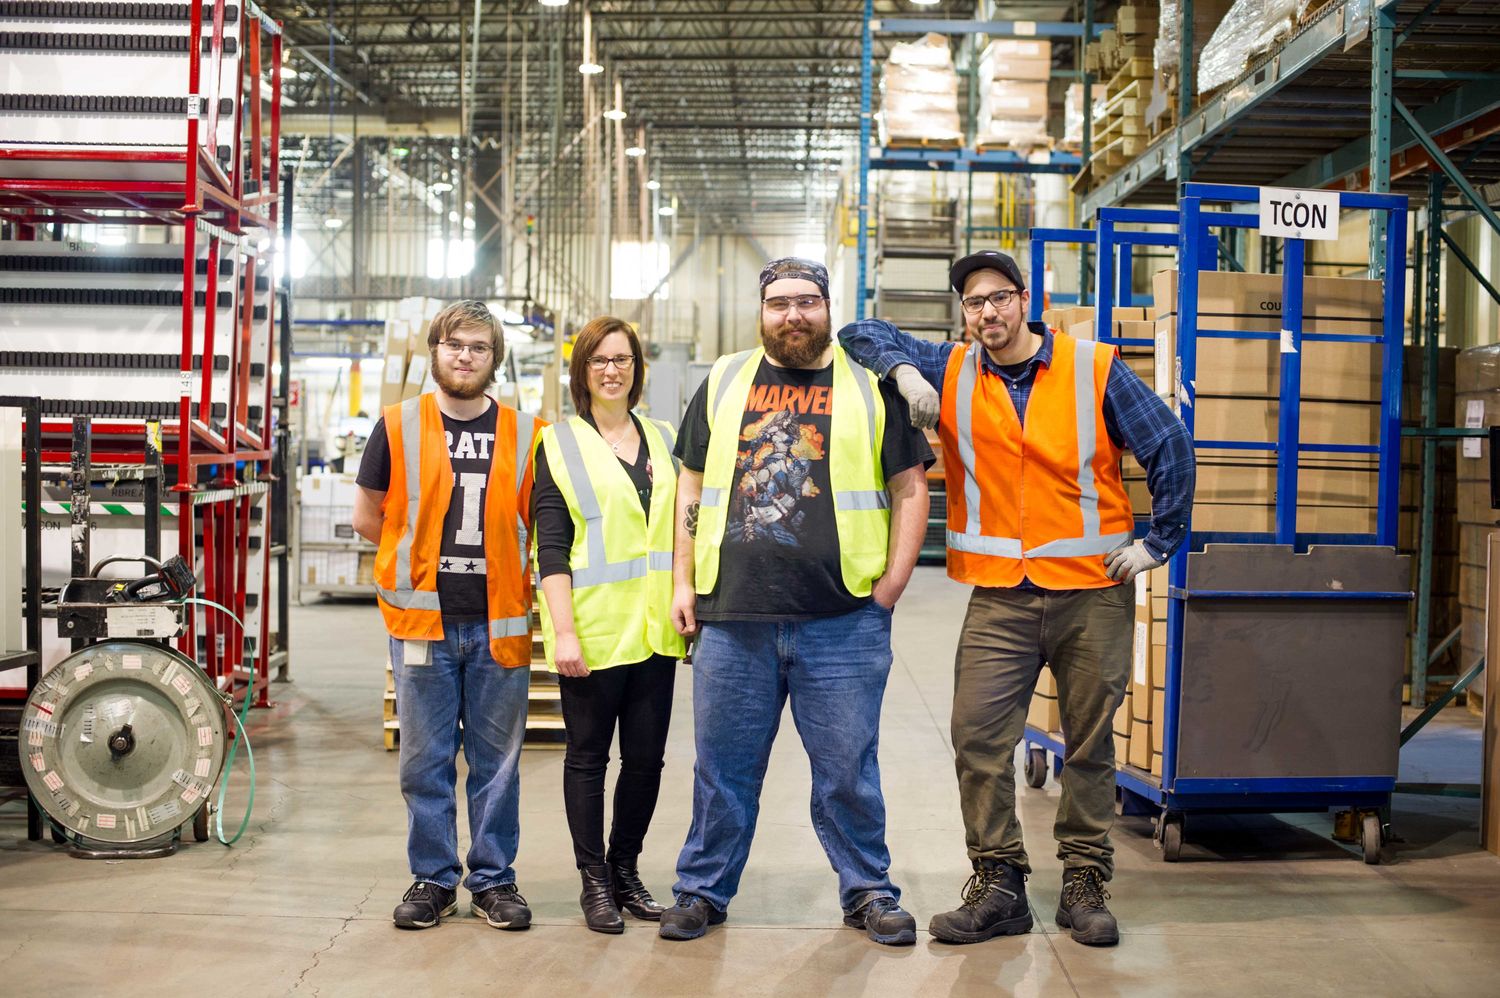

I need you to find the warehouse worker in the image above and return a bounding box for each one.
[839,250,1195,948]
[353,299,544,932]
[659,257,933,946]
[531,316,684,933]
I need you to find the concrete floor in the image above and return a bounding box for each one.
[2,565,1498,997]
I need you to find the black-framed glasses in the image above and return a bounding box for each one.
[762,295,828,314]
[960,289,1021,314]
[438,339,493,358]
[586,354,635,371]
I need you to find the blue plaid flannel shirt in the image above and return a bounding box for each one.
[839,318,1195,568]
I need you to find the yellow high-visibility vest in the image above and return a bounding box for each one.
[535,415,686,670]
[696,346,890,597]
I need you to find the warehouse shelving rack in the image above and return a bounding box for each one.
[1072,2,1500,711]
[0,2,285,718]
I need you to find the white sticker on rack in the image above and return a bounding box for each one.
[1280,328,1298,354]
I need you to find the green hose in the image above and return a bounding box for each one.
[176,596,257,846]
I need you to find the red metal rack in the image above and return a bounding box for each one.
[0,0,284,709]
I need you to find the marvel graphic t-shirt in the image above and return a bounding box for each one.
[357,401,499,620]
[675,357,932,621]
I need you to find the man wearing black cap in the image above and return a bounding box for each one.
[659,257,934,946]
[840,250,1194,947]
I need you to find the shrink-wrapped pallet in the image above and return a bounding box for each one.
[1198,0,1316,94]
[879,33,962,144]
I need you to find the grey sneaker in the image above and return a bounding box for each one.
[393,881,457,929]
[843,896,917,946]
[471,883,532,930]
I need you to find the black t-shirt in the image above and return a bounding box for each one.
[532,413,655,580]
[357,401,499,621]
[675,356,933,621]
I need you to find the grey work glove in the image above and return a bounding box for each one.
[891,364,941,430]
[1104,539,1162,584]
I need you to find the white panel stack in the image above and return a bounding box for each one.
[0,1,243,178]
[975,38,1053,151]
[879,33,962,145]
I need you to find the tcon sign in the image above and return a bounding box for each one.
[1258,186,1341,241]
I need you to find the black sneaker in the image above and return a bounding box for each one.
[1056,867,1118,946]
[393,881,457,929]
[471,883,532,931]
[843,896,917,946]
[927,861,1034,944]
[657,893,727,941]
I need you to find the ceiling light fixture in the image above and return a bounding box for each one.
[908,0,941,5]
[625,145,645,158]
[603,108,627,121]
[324,218,344,229]
[645,180,661,191]
[430,181,454,193]
[579,62,603,75]
[657,206,676,217]
[539,0,568,7]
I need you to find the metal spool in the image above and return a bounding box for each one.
[20,640,227,847]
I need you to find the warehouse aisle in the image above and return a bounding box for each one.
[2,567,1498,997]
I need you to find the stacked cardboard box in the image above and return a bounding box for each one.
[880,33,963,146]
[1113,689,1133,766]
[1127,566,1169,776]
[1457,345,1500,710]
[1153,269,1384,535]
[1148,0,1236,135]
[1027,666,1062,733]
[975,38,1052,152]
[1401,346,1460,699]
[1081,5,1157,186]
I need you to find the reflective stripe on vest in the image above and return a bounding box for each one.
[384,396,429,609]
[491,615,530,639]
[947,340,1129,560]
[552,420,650,588]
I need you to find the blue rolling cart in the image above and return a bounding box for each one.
[1027,182,1411,863]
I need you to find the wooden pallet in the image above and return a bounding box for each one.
[885,135,963,150]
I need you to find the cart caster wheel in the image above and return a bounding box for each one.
[1160,814,1183,862]
[1024,747,1047,789]
[1361,814,1383,865]
[193,805,211,843]
[50,824,67,845]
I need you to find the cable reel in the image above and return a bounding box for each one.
[20,640,229,857]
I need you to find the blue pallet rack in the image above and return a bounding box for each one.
[1028,182,1411,863]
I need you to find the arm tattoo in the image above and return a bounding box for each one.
[684,501,700,538]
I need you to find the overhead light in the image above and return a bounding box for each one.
[392,147,410,158]
[603,108,627,121]
[430,181,453,193]
[539,0,568,6]
[281,67,298,79]
[324,218,344,229]
[578,62,603,75]
[645,180,661,191]
[657,206,676,217]
[909,0,941,5]
[625,145,645,158]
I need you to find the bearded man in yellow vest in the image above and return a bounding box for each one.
[353,300,544,932]
[657,258,933,947]
[841,251,1196,948]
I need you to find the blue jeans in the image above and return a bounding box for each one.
[390,620,530,892]
[673,601,900,915]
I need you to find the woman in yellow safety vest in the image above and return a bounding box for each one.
[531,315,685,934]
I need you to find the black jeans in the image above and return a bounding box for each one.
[558,654,676,869]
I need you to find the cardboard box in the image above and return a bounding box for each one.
[1458,344,1500,394]
[1190,502,1377,535]
[1192,396,1381,450]
[1150,751,1163,777]
[1152,269,1383,402]
[402,354,430,401]
[1114,691,1133,738]
[1192,455,1380,509]
[981,80,1049,119]
[380,319,412,409]
[1114,732,1130,764]
[1027,693,1062,733]
[1151,690,1166,752]
[1152,644,1167,690]
[1036,666,1058,698]
[1129,725,1152,769]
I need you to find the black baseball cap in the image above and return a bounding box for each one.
[949,250,1026,294]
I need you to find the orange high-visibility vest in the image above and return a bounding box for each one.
[374,393,544,666]
[938,332,1134,590]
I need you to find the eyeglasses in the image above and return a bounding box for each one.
[438,340,493,359]
[586,354,635,371]
[960,289,1021,314]
[762,295,828,315]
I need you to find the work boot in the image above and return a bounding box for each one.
[470,883,532,930]
[611,862,666,920]
[927,861,1033,944]
[392,881,457,930]
[1055,867,1119,946]
[580,864,625,934]
[843,895,917,946]
[657,893,727,941]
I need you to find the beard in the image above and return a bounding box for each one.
[431,352,495,400]
[760,313,833,368]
